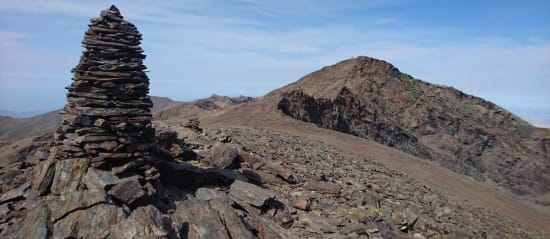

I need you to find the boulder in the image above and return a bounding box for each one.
[229,180,275,208]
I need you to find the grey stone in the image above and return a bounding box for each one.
[110,205,169,238]
[82,168,120,191]
[253,215,295,239]
[32,153,56,195]
[205,144,239,169]
[209,198,256,239]
[0,203,11,220]
[0,182,30,204]
[51,158,90,194]
[172,198,231,239]
[107,179,146,205]
[306,181,340,194]
[47,191,106,221]
[53,204,125,239]
[229,180,275,208]
[298,211,337,233]
[341,223,367,235]
[195,187,226,201]
[16,204,51,239]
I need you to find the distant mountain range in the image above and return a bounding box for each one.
[0,95,252,140]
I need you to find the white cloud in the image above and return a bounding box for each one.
[0,31,28,47]
[0,0,548,125]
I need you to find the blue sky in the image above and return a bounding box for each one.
[0,0,549,126]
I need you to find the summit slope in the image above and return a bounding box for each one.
[274,56,549,197]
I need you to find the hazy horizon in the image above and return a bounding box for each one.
[1,1,549,126]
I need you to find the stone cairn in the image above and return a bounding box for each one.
[51,5,158,205]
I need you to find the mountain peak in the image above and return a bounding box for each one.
[278,56,548,197]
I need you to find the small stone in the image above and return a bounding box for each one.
[0,182,30,204]
[341,223,368,235]
[0,203,12,220]
[82,168,120,191]
[254,215,294,239]
[108,180,146,205]
[195,187,226,201]
[292,197,310,211]
[391,211,407,226]
[205,144,239,169]
[93,118,107,127]
[32,151,57,195]
[298,211,337,233]
[306,181,340,194]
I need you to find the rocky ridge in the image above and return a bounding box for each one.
[277,56,550,197]
[154,94,254,121]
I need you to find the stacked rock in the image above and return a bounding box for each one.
[51,5,158,204]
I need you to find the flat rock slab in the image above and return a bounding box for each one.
[206,144,239,169]
[82,168,120,191]
[195,187,227,201]
[107,179,146,205]
[305,181,340,194]
[298,211,338,234]
[172,198,231,239]
[229,180,275,208]
[32,149,57,195]
[47,191,106,221]
[254,215,295,239]
[209,198,256,239]
[111,205,169,238]
[53,204,125,239]
[0,182,30,204]
[15,204,51,239]
[51,158,90,194]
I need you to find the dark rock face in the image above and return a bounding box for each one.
[278,88,430,159]
[51,5,157,198]
[278,56,550,196]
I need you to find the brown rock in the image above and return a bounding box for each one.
[209,198,256,239]
[16,204,51,239]
[111,205,169,238]
[292,197,310,211]
[50,158,90,194]
[205,144,239,169]
[107,179,146,205]
[172,198,231,239]
[305,181,340,194]
[229,180,275,208]
[32,150,57,195]
[47,191,106,221]
[254,215,295,239]
[53,204,125,239]
[0,182,30,204]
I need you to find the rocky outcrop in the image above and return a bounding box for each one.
[278,56,550,196]
[279,88,430,159]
